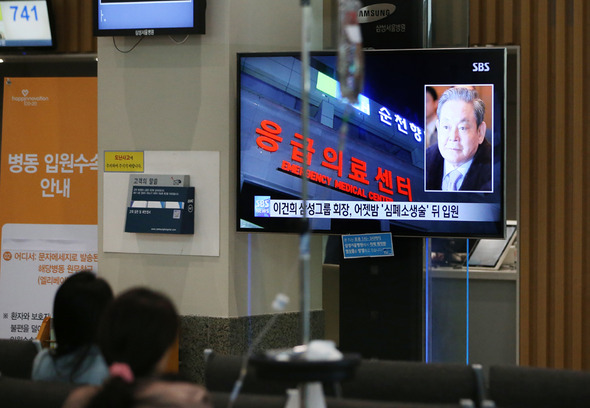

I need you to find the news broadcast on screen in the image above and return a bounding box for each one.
[237,48,506,238]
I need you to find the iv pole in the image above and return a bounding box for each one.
[299,0,312,348]
[299,2,313,407]
[297,2,362,406]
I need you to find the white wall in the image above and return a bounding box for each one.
[97,1,325,318]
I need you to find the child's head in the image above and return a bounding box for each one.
[98,287,179,377]
[53,270,113,356]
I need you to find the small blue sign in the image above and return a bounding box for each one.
[341,233,394,259]
[254,196,271,217]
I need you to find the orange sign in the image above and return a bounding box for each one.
[0,76,98,339]
[0,77,98,226]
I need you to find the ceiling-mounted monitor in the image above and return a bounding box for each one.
[93,0,206,37]
[0,0,55,52]
[237,48,508,238]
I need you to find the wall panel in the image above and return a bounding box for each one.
[469,0,589,370]
[52,0,97,53]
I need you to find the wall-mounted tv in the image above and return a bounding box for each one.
[237,48,507,238]
[93,0,206,37]
[0,0,55,51]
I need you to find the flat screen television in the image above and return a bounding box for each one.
[0,0,55,51]
[237,48,507,238]
[93,0,206,37]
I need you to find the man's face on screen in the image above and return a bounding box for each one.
[436,99,486,167]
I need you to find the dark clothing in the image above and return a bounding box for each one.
[425,139,492,191]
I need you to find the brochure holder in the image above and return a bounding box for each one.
[124,174,195,235]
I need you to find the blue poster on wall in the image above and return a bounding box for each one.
[342,232,394,259]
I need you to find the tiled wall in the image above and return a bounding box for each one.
[179,311,324,383]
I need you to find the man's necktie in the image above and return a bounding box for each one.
[447,169,462,191]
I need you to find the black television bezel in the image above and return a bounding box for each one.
[0,0,57,53]
[92,0,206,37]
[236,48,507,239]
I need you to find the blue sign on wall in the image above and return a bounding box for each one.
[341,232,394,259]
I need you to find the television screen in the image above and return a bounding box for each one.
[93,0,206,37]
[237,48,507,238]
[0,0,55,51]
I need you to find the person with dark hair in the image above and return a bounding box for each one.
[425,86,492,192]
[62,287,211,408]
[31,270,114,385]
[97,287,180,378]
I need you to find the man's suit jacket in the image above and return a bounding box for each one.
[425,138,492,191]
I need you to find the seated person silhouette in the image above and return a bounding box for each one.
[425,87,492,192]
[63,287,211,408]
[32,270,113,385]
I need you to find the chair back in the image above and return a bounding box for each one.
[488,364,590,408]
[340,359,480,405]
[205,352,299,396]
[0,339,39,379]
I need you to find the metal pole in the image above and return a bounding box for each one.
[300,0,312,347]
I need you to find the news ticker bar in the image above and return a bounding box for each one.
[254,198,499,222]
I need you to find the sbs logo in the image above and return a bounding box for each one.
[472,62,490,72]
